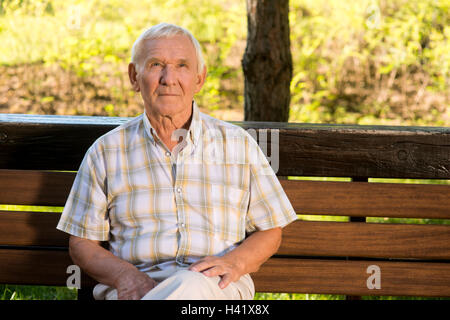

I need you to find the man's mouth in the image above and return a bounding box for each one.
[159,93,179,96]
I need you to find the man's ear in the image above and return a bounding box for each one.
[128,63,140,92]
[194,66,207,94]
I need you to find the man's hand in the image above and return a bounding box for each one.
[188,255,244,289]
[189,227,282,290]
[69,235,158,300]
[114,267,159,300]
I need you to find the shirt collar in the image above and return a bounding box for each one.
[142,109,157,145]
[189,100,202,147]
[142,100,202,147]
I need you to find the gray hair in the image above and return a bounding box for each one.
[131,23,205,74]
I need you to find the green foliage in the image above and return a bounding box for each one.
[0,0,246,116]
[1,0,447,124]
[288,0,449,126]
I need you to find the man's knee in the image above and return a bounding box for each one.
[155,269,222,299]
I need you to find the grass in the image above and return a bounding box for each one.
[254,293,346,300]
[2,286,447,300]
[1,285,346,300]
[0,285,77,300]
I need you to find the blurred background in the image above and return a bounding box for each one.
[0,0,449,301]
[0,0,448,125]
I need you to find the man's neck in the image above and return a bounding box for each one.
[145,106,193,152]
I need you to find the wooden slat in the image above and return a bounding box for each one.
[0,114,124,172]
[253,258,450,297]
[2,212,449,260]
[1,114,449,178]
[281,179,450,219]
[0,170,75,206]
[1,170,449,219]
[0,211,68,247]
[0,249,96,287]
[2,248,449,297]
[279,220,450,260]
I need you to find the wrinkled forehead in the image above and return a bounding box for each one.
[139,35,198,65]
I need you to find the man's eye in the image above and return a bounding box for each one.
[151,62,161,67]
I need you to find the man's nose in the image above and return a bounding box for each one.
[160,65,177,86]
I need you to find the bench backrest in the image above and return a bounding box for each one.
[0,114,449,298]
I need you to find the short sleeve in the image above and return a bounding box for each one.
[245,134,297,233]
[56,140,110,241]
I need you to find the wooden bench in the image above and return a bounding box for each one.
[0,113,449,299]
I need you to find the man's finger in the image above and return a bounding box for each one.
[218,273,232,289]
[201,265,224,277]
[189,258,216,272]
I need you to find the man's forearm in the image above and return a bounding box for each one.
[223,227,282,275]
[189,226,282,289]
[68,235,137,288]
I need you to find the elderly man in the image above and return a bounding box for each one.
[57,23,297,300]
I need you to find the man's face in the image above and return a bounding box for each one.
[130,35,206,119]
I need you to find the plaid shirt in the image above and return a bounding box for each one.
[57,102,297,271]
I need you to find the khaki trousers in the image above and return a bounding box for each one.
[93,265,255,300]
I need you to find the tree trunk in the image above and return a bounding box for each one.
[242,0,293,122]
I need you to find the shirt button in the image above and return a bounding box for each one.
[180,223,185,228]
[165,151,171,157]
[176,187,182,193]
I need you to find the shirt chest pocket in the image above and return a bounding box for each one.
[210,184,249,243]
